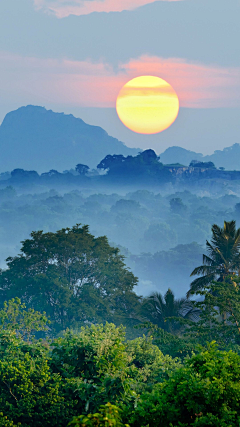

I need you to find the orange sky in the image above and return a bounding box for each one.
[0,52,239,109]
[34,0,182,17]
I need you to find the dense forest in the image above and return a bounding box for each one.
[1,159,240,296]
[1,151,240,425]
[1,219,240,426]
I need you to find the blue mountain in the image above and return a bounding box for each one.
[0,106,140,173]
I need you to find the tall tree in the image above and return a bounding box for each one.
[185,277,240,350]
[0,225,139,331]
[141,288,198,333]
[188,220,240,297]
[75,164,90,175]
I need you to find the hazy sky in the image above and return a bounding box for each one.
[0,0,239,153]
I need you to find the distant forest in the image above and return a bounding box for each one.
[1,149,240,190]
[1,149,240,296]
[1,149,240,425]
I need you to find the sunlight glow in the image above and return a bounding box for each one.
[116,76,179,134]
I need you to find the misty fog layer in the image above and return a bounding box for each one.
[1,178,240,297]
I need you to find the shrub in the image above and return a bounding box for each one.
[129,343,240,426]
[68,403,129,427]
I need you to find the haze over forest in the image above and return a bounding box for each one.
[1,1,240,425]
[0,105,240,298]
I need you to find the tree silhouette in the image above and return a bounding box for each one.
[142,288,198,333]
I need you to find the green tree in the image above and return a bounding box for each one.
[125,336,180,393]
[129,344,240,426]
[0,331,73,427]
[50,323,135,415]
[0,225,139,331]
[186,277,240,350]
[136,321,197,359]
[68,403,128,427]
[141,289,198,333]
[189,220,240,296]
[0,298,50,340]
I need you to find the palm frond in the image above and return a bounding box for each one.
[187,273,216,297]
[190,265,218,277]
[202,254,214,266]
[232,234,240,252]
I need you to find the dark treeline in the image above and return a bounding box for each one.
[2,151,240,425]
[1,149,240,191]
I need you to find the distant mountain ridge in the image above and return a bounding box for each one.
[160,144,240,170]
[0,106,140,173]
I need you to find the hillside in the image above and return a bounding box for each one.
[160,144,240,170]
[0,106,139,173]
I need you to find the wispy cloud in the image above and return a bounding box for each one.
[33,0,182,17]
[0,52,239,109]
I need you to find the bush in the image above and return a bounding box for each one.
[129,343,240,426]
[68,403,129,427]
[0,331,73,427]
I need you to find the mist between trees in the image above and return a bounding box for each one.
[1,175,240,296]
[1,220,240,426]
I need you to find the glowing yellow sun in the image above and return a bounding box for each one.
[116,76,179,134]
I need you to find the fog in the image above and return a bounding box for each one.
[1,171,240,298]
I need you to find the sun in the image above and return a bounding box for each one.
[116,76,179,134]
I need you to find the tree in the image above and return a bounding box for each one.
[141,289,198,333]
[0,225,139,331]
[69,403,129,427]
[169,197,187,215]
[0,298,50,340]
[97,155,125,171]
[125,336,180,392]
[11,169,39,182]
[186,277,240,350]
[97,150,172,184]
[189,161,216,169]
[75,164,90,175]
[129,344,240,427]
[0,330,71,427]
[188,220,240,296]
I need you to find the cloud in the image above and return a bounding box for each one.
[0,51,239,109]
[33,0,181,17]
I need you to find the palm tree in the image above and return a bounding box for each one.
[142,288,199,333]
[188,220,240,297]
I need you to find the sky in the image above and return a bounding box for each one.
[0,0,239,154]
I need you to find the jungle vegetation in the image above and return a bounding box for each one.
[1,221,240,425]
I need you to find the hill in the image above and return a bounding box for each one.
[0,106,140,173]
[160,144,240,170]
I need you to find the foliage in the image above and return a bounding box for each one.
[141,289,199,333]
[68,403,129,427]
[189,220,240,296]
[129,343,240,426]
[75,164,90,175]
[170,198,187,215]
[50,323,135,414]
[2,298,240,426]
[189,161,216,169]
[0,298,50,340]
[136,322,197,359]
[0,225,139,331]
[0,331,73,427]
[0,303,184,426]
[97,150,172,184]
[186,277,240,350]
[125,336,181,393]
